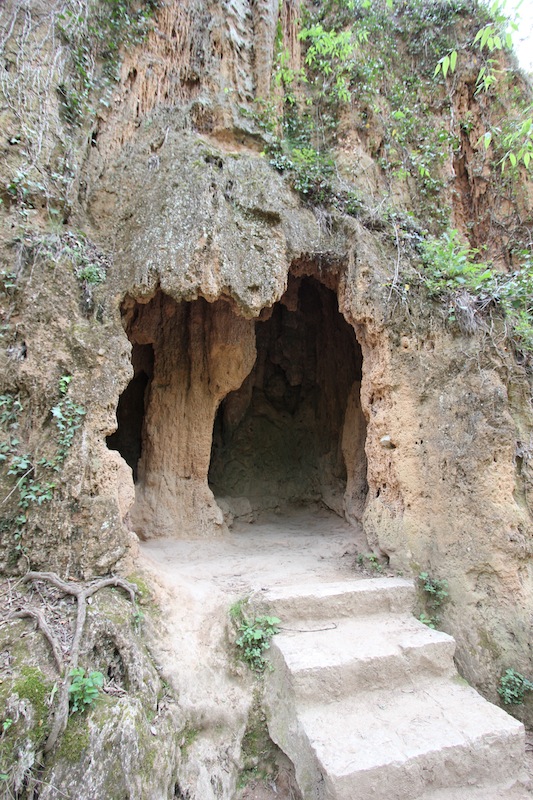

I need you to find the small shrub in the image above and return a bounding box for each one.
[68,668,104,713]
[234,614,281,672]
[418,572,449,609]
[418,571,449,628]
[419,229,493,297]
[498,668,533,705]
[76,263,106,285]
[268,143,334,203]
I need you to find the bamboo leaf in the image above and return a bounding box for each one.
[450,50,457,72]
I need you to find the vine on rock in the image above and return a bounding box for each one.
[0,376,85,560]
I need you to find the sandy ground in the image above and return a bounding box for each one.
[139,508,367,595]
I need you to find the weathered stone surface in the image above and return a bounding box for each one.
[0,0,532,795]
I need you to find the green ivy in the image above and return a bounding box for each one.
[57,0,160,125]
[0,377,86,558]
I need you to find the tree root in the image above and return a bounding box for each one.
[14,571,137,753]
[11,607,63,673]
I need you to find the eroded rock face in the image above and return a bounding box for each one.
[116,291,256,537]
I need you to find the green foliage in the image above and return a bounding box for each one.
[434,49,457,79]
[432,0,515,93]
[431,0,531,176]
[419,572,449,609]
[484,108,533,173]
[299,23,363,103]
[76,263,106,285]
[418,571,449,629]
[494,252,533,353]
[419,230,493,296]
[50,378,86,464]
[498,668,533,705]
[418,612,437,629]
[57,0,160,125]
[357,553,383,573]
[234,611,281,672]
[0,377,85,558]
[269,143,334,202]
[68,667,104,713]
[416,230,533,354]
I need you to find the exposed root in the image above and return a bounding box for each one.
[9,571,138,753]
[11,607,63,673]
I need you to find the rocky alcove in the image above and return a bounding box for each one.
[108,275,367,538]
[209,275,368,523]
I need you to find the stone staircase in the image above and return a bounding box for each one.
[262,578,531,800]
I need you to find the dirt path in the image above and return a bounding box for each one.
[139,508,366,594]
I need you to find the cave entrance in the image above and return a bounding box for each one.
[107,277,367,538]
[209,275,367,524]
[106,343,153,482]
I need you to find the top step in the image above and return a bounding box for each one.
[260,577,414,623]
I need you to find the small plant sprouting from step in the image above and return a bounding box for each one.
[418,612,437,630]
[231,601,280,672]
[498,668,533,706]
[236,616,281,672]
[357,553,383,573]
[418,571,449,629]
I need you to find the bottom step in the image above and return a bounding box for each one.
[417,779,532,799]
[299,682,524,800]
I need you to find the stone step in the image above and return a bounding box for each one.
[269,613,456,700]
[261,577,414,623]
[263,578,528,800]
[266,680,525,800]
[417,780,531,799]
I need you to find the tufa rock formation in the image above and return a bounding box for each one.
[0,0,532,796]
